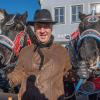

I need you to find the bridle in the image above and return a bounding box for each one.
[77,29,100,70]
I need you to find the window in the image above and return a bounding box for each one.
[90,3,100,14]
[54,7,65,24]
[71,5,83,23]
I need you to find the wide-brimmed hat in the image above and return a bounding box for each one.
[33,9,56,24]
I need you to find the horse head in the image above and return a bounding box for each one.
[0,10,31,93]
[79,11,100,33]
[0,10,28,69]
[77,11,100,70]
[1,11,28,40]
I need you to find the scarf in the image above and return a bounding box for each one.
[33,34,54,70]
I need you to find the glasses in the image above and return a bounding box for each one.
[34,23,52,29]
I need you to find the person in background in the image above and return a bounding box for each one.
[7,9,71,100]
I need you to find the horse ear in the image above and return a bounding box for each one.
[0,9,8,16]
[3,9,8,16]
[79,12,87,21]
[20,11,28,24]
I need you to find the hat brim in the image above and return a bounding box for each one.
[27,20,57,26]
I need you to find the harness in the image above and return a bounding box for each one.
[77,29,100,68]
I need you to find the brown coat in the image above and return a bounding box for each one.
[8,43,71,100]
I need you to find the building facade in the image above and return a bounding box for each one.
[42,0,100,45]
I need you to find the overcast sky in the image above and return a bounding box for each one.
[0,0,40,21]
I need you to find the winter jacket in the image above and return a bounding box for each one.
[8,43,71,100]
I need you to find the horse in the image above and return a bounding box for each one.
[0,9,31,93]
[65,10,100,100]
[76,10,100,100]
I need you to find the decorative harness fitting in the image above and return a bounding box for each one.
[13,31,31,55]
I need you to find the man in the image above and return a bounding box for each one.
[7,9,71,100]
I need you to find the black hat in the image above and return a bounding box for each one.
[33,9,56,24]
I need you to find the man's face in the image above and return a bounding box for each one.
[34,23,52,44]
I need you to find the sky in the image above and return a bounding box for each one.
[0,0,40,21]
